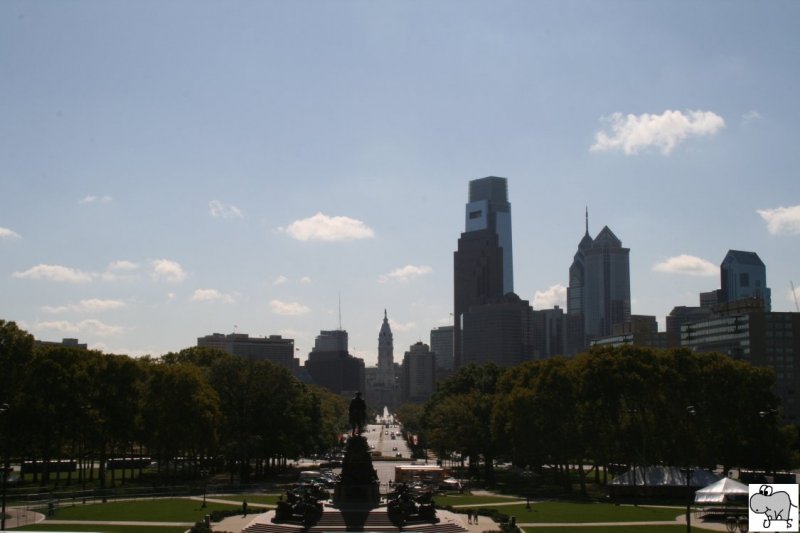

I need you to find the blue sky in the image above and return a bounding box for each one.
[2,1,799,364]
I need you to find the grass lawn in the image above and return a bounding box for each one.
[435,494,525,507]
[238,493,282,506]
[17,524,186,533]
[32,497,240,522]
[468,501,684,523]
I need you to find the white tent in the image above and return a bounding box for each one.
[694,477,749,504]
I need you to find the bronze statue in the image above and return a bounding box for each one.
[348,391,367,436]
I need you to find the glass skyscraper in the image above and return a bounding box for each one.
[453,176,514,368]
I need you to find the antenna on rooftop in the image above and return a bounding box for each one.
[791,281,799,312]
[338,292,342,330]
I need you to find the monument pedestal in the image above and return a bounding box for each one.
[333,435,380,508]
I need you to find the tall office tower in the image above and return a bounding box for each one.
[313,329,348,352]
[453,176,514,368]
[566,213,631,351]
[377,310,394,381]
[565,209,594,355]
[305,329,364,396]
[584,226,631,339]
[401,342,437,404]
[461,293,535,367]
[430,325,454,371]
[719,250,772,311]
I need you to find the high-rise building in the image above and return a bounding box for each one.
[719,250,772,311]
[682,312,800,422]
[532,306,566,359]
[197,332,298,372]
[453,176,514,368]
[566,213,631,353]
[461,293,534,368]
[366,310,399,410]
[430,325,454,371]
[304,329,364,396]
[401,342,437,404]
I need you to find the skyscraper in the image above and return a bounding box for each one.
[584,226,631,339]
[453,176,514,368]
[719,250,772,311]
[566,212,631,352]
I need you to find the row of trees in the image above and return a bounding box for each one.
[413,345,796,490]
[0,320,348,487]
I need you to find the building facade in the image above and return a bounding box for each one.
[461,293,534,367]
[430,325,454,371]
[532,306,566,359]
[304,329,365,396]
[453,176,514,368]
[681,311,800,422]
[401,342,437,404]
[719,250,772,311]
[197,332,297,372]
[566,215,631,354]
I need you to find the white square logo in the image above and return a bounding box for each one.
[749,483,799,531]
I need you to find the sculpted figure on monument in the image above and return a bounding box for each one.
[348,391,367,437]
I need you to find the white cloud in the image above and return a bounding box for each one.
[191,288,235,304]
[35,319,124,337]
[209,200,244,219]
[280,212,375,242]
[532,284,567,310]
[653,254,718,276]
[0,227,21,239]
[100,260,140,281]
[273,275,289,285]
[300,276,312,284]
[378,265,433,283]
[590,110,725,155]
[742,110,762,124]
[43,298,126,313]
[12,264,93,283]
[108,260,139,271]
[151,259,187,283]
[269,299,311,315]
[79,195,113,204]
[389,320,416,333]
[757,205,800,235]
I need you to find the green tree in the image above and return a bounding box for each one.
[424,363,502,483]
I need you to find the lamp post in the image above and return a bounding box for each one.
[684,405,697,533]
[1,402,10,532]
[201,468,209,508]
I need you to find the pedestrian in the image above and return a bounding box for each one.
[473,510,479,524]
[466,509,473,524]
[242,499,248,517]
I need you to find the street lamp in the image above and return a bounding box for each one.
[684,405,697,533]
[1,402,10,532]
[201,469,209,508]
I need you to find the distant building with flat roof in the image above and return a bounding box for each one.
[197,332,298,373]
[36,338,88,350]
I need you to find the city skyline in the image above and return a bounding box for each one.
[2,1,799,365]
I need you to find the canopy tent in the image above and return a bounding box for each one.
[694,477,749,504]
[612,466,721,487]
